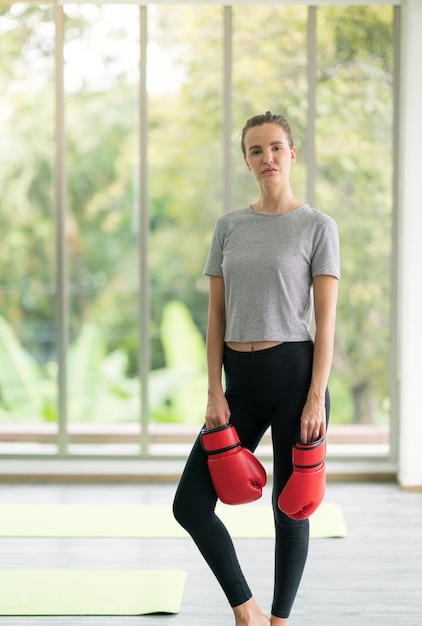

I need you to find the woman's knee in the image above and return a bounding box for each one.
[172,487,192,529]
[173,472,217,532]
[173,491,219,538]
[273,503,309,536]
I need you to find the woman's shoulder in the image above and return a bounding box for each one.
[213,206,251,229]
[301,204,335,222]
[216,206,251,221]
[299,205,338,232]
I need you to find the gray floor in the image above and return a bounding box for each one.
[0,480,421,626]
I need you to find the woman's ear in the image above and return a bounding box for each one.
[244,156,251,171]
[291,146,297,164]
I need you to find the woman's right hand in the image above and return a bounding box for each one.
[205,391,231,430]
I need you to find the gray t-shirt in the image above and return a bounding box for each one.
[203,204,340,342]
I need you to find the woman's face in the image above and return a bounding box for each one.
[243,123,296,187]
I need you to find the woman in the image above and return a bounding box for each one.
[173,111,340,625]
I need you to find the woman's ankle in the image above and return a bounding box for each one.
[270,615,288,625]
[232,597,270,625]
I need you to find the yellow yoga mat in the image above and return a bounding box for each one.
[0,502,347,538]
[0,569,188,615]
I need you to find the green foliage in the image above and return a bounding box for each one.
[0,316,44,419]
[0,300,206,424]
[67,324,139,423]
[316,5,393,423]
[160,301,205,370]
[152,300,206,423]
[327,370,354,425]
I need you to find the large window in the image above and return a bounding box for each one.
[0,3,396,460]
[148,5,223,430]
[64,4,141,454]
[316,5,394,455]
[0,4,56,453]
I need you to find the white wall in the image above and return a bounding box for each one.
[398,0,422,488]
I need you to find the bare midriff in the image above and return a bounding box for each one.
[226,340,284,352]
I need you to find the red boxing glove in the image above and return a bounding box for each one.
[278,437,326,520]
[200,424,267,505]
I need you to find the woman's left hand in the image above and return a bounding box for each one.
[300,397,326,444]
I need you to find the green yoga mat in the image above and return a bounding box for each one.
[0,569,187,615]
[0,502,347,538]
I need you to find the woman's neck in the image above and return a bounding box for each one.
[252,187,303,215]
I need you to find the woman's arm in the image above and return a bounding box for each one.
[300,274,339,443]
[205,275,231,429]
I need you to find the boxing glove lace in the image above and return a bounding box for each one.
[278,437,326,520]
[200,424,267,505]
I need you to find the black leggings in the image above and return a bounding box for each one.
[173,341,330,619]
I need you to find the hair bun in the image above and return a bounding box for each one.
[265,111,272,116]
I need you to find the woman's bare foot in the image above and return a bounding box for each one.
[270,616,288,625]
[233,597,270,625]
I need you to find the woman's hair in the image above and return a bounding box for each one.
[240,111,294,157]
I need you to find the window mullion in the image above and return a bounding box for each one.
[139,5,150,457]
[223,6,232,214]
